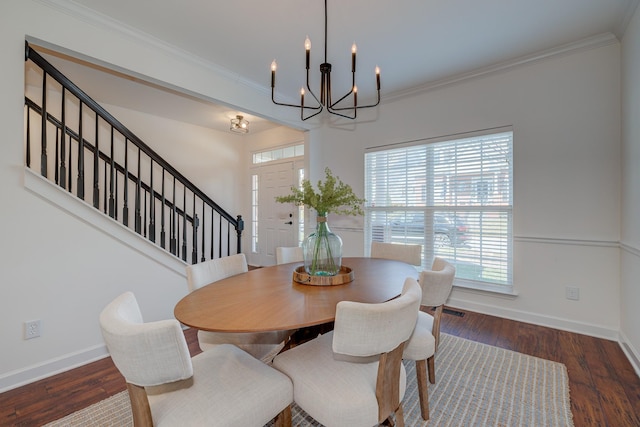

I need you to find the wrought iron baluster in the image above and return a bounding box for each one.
[135,147,142,234]
[54,128,59,185]
[41,71,47,177]
[210,212,214,260]
[170,176,177,255]
[77,102,85,200]
[201,202,205,262]
[160,169,166,248]
[108,128,115,218]
[123,138,129,226]
[192,194,198,264]
[92,112,100,208]
[67,128,72,194]
[143,189,147,238]
[103,158,107,214]
[26,104,31,168]
[59,87,67,189]
[182,187,187,261]
[219,215,222,257]
[236,215,244,254]
[149,160,155,243]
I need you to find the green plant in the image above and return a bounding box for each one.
[275,167,365,217]
[276,168,365,276]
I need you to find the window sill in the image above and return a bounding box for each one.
[453,279,518,297]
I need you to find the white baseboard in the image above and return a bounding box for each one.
[447,297,619,341]
[0,344,109,393]
[619,331,640,378]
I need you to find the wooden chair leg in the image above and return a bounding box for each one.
[126,383,153,427]
[427,354,436,384]
[415,359,430,421]
[274,405,292,427]
[394,403,405,427]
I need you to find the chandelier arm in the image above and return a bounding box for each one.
[331,90,380,111]
[326,108,356,120]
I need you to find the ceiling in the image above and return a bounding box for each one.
[32,0,639,134]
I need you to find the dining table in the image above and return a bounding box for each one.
[174,256,419,333]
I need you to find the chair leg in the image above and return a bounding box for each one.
[415,359,430,421]
[126,383,153,427]
[427,354,436,384]
[274,405,292,427]
[394,404,405,427]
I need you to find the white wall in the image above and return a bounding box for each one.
[1,0,636,391]
[307,41,623,339]
[0,0,267,391]
[621,5,640,370]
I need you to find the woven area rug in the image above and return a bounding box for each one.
[44,334,573,426]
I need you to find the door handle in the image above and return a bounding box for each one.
[284,221,293,225]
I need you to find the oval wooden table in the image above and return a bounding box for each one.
[174,257,419,333]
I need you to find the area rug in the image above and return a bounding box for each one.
[44,334,573,426]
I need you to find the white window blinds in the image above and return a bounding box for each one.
[365,130,513,287]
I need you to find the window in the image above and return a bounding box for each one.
[252,144,304,164]
[365,129,513,289]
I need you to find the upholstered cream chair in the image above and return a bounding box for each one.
[403,256,455,420]
[275,246,303,264]
[272,278,422,427]
[370,241,422,266]
[186,253,290,363]
[99,292,293,427]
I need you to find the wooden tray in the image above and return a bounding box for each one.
[293,266,354,286]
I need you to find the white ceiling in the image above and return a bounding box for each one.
[31,0,639,134]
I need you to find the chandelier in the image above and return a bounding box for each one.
[270,0,381,120]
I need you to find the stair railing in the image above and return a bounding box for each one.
[24,41,243,263]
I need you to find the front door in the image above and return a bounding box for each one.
[258,161,298,266]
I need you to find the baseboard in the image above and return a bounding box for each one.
[0,344,109,393]
[446,297,619,341]
[619,331,640,378]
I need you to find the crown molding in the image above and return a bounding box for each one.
[33,0,269,97]
[384,32,619,103]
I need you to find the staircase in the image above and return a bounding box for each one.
[23,42,243,264]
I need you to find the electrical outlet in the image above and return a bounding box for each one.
[24,319,41,339]
[565,286,580,301]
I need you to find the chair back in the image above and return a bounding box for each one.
[186,253,248,292]
[332,278,421,357]
[99,292,193,387]
[276,246,304,264]
[370,242,422,266]
[419,257,455,307]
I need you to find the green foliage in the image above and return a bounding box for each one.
[275,167,365,216]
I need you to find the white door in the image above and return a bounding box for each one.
[258,162,298,266]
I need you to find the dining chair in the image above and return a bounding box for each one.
[99,292,293,427]
[185,253,291,363]
[275,246,303,264]
[402,256,455,420]
[272,277,422,427]
[370,241,422,266]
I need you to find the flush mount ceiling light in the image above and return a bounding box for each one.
[270,0,380,120]
[230,115,249,134]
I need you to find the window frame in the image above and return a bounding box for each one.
[364,127,514,294]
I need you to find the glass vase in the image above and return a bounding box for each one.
[303,213,343,276]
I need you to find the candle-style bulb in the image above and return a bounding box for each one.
[305,36,311,69]
[271,60,277,88]
[351,43,357,72]
[375,66,381,90]
[300,87,305,96]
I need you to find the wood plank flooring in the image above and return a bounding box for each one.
[1,307,639,426]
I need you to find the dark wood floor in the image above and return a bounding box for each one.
[1,308,639,426]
